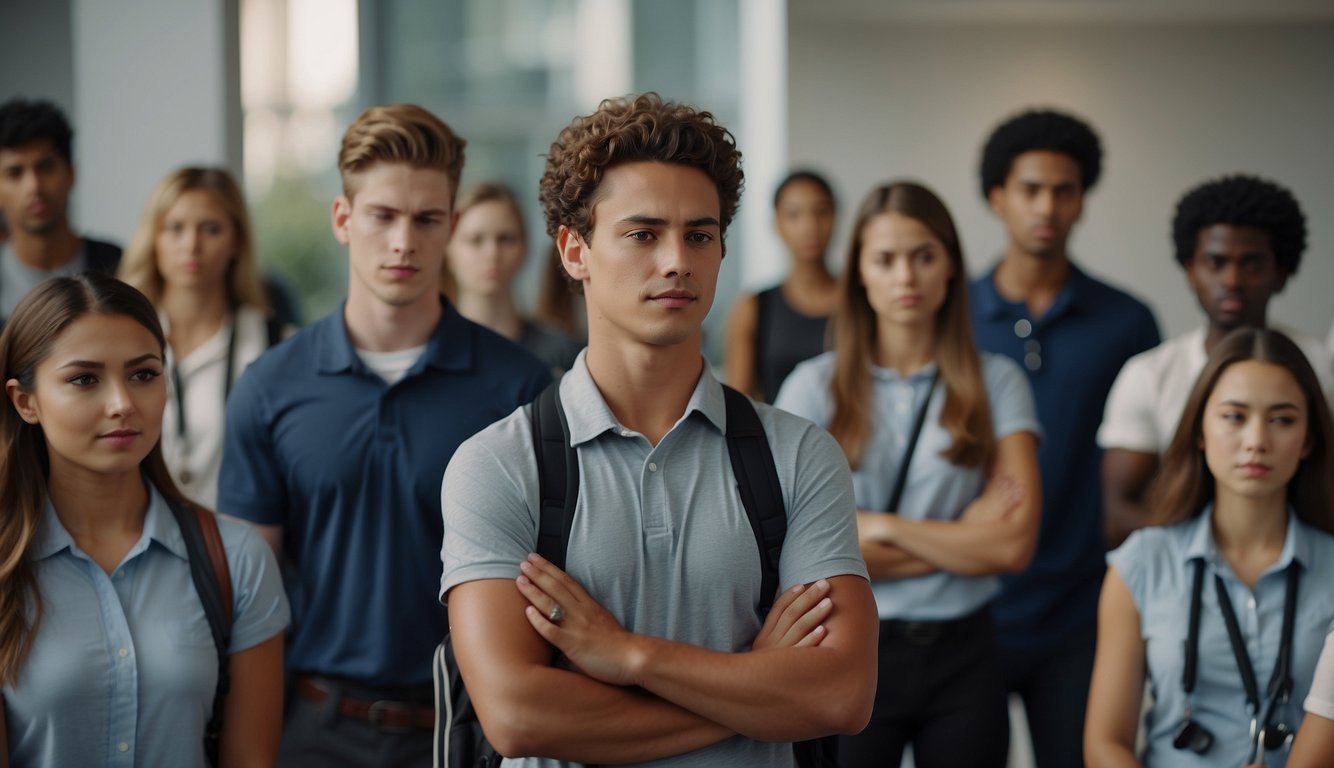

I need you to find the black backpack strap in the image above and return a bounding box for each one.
[722,385,786,615]
[167,497,233,768]
[531,377,578,569]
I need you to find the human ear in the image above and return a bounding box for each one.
[5,378,39,425]
[331,195,353,245]
[557,226,590,282]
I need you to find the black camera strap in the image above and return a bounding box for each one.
[884,369,939,514]
[1182,558,1299,719]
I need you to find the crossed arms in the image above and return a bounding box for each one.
[446,564,877,764]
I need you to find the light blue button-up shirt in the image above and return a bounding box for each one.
[776,351,1041,620]
[3,484,289,768]
[1109,506,1334,768]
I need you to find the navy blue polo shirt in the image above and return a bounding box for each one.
[218,299,550,686]
[970,264,1159,653]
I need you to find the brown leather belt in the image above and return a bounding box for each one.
[295,676,435,732]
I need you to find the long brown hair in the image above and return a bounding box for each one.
[119,166,269,310]
[0,272,188,684]
[828,182,992,469]
[1149,327,1334,533]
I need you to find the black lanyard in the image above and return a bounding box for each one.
[885,369,939,514]
[1182,557,1299,736]
[172,318,239,443]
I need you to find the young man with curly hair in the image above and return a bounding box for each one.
[440,93,876,766]
[219,104,550,766]
[968,108,1160,768]
[0,98,122,323]
[1098,174,1334,547]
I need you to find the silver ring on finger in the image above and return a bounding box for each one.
[548,603,565,624]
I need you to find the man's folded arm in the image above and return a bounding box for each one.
[620,573,877,742]
[447,578,733,764]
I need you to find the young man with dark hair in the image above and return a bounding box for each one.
[441,93,876,766]
[1099,174,1334,547]
[0,98,121,322]
[219,104,550,767]
[969,108,1160,768]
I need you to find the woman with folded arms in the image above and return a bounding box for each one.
[1085,328,1334,768]
[776,181,1041,767]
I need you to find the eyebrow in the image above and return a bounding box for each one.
[365,204,449,217]
[618,215,721,228]
[57,353,163,370]
[1219,399,1301,411]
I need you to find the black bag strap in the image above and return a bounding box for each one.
[528,379,828,768]
[532,378,578,569]
[885,369,939,514]
[723,385,786,615]
[167,497,233,768]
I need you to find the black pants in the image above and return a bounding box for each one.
[999,631,1097,768]
[840,608,1009,768]
[279,679,433,768]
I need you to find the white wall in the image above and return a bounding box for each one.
[71,0,241,245]
[786,19,1334,342]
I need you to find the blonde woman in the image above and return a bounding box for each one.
[119,167,280,510]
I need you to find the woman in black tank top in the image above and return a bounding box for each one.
[725,170,839,402]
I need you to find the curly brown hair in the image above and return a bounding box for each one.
[538,93,744,249]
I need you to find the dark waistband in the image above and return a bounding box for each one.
[880,606,992,645]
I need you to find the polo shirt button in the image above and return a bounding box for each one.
[118,742,129,753]
[895,402,908,415]
[1014,319,1032,338]
[648,462,658,472]
[1024,353,1042,371]
[118,648,128,658]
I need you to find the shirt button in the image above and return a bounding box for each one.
[118,742,130,753]
[1014,319,1032,338]
[1024,352,1042,371]
[1248,597,1256,610]
[895,402,909,415]
[118,648,129,658]
[648,462,658,473]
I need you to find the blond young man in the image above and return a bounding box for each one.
[220,104,550,766]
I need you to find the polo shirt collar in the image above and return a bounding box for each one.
[973,261,1096,324]
[315,297,475,376]
[32,481,185,562]
[559,351,726,447]
[1182,503,1305,577]
[871,359,940,383]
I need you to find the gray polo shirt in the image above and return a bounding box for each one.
[440,352,867,768]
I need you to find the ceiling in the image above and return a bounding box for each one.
[788,0,1334,25]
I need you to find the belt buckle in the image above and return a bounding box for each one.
[368,699,417,733]
[904,622,942,644]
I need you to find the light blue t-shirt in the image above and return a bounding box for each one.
[1109,508,1334,768]
[775,351,1041,621]
[3,485,290,768]
[441,354,868,768]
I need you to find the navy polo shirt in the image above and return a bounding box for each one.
[970,264,1159,653]
[219,299,550,686]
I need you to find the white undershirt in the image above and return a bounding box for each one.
[354,344,426,385]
